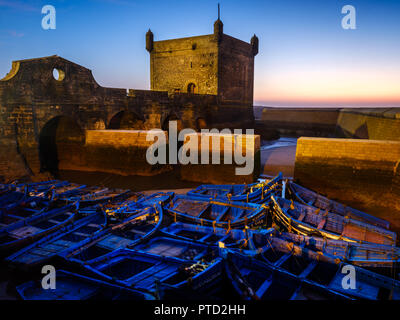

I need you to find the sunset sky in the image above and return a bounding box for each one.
[0,0,399,107]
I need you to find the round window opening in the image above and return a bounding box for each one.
[53,68,65,81]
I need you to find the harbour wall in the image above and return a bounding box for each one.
[294,137,400,231]
[57,130,172,176]
[0,55,255,183]
[180,133,261,184]
[259,107,400,140]
[56,130,261,184]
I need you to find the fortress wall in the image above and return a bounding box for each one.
[0,103,41,182]
[294,137,400,230]
[258,107,400,140]
[0,56,255,181]
[259,108,340,137]
[180,133,261,184]
[151,35,219,96]
[336,109,400,140]
[59,130,172,176]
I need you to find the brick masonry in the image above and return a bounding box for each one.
[259,107,400,140]
[148,19,258,106]
[0,55,255,182]
[58,130,171,176]
[180,133,261,184]
[294,137,400,231]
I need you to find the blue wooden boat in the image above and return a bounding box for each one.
[223,250,351,300]
[187,173,282,203]
[0,191,28,209]
[6,211,107,268]
[165,195,267,228]
[0,183,15,196]
[160,222,249,248]
[287,181,390,229]
[25,180,70,196]
[132,236,218,262]
[260,229,400,269]
[0,203,78,256]
[58,186,131,207]
[135,192,175,208]
[0,194,53,229]
[63,204,163,263]
[247,229,400,300]
[15,180,60,193]
[77,248,223,295]
[29,182,87,200]
[270,196,396,246]
[16,269,154,300]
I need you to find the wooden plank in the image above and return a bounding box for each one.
[317,218,327,230]
[9,225,42,239]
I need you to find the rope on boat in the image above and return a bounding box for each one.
[226,220,231,234]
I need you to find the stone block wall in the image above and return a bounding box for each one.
[58,130,171,176]
[0,55,255,181]
[258,107,400,140]
[259,108,340,137]
[294,137,400,230]
[336,108,400,140]
[180,132,260,184]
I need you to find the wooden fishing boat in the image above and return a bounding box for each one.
[58,186,131,207]
[99,192,144,212]
[6,211,107,268]
[287,181,390,229]
[160,222,249,248]
[25,180,69,196]
[15,180,60,193]
[187,173,282,203]
[132,236,218,262]
[0,203,78,256]
[247,229,400,300]
[63,204,163,263]
[29,182,87,200]
[270,196,396,246]
[0,195,53,229]
[165,195,267,229]
[16,269,154,300]
[135,192,175,208]
[78,248,223,295]
[224,250,351,300]
[0,183,15,196]
[263,230,400,269]
[0,191,28,209]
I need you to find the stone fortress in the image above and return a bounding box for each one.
[0,15,259,182]
[1,11,400,229]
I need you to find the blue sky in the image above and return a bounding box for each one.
[0,0,399,106]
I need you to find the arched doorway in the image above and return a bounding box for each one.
[187,83,197,94]
[39,116,84,176]
[108,111,144,129]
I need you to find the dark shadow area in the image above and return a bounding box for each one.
[108,111,144,129]
[39,116,84,176]
[354,122,369,139]
[58,167,199,191]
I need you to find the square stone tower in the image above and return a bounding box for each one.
[146,18,259,106]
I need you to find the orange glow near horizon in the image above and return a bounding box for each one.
[254,66,400,106]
